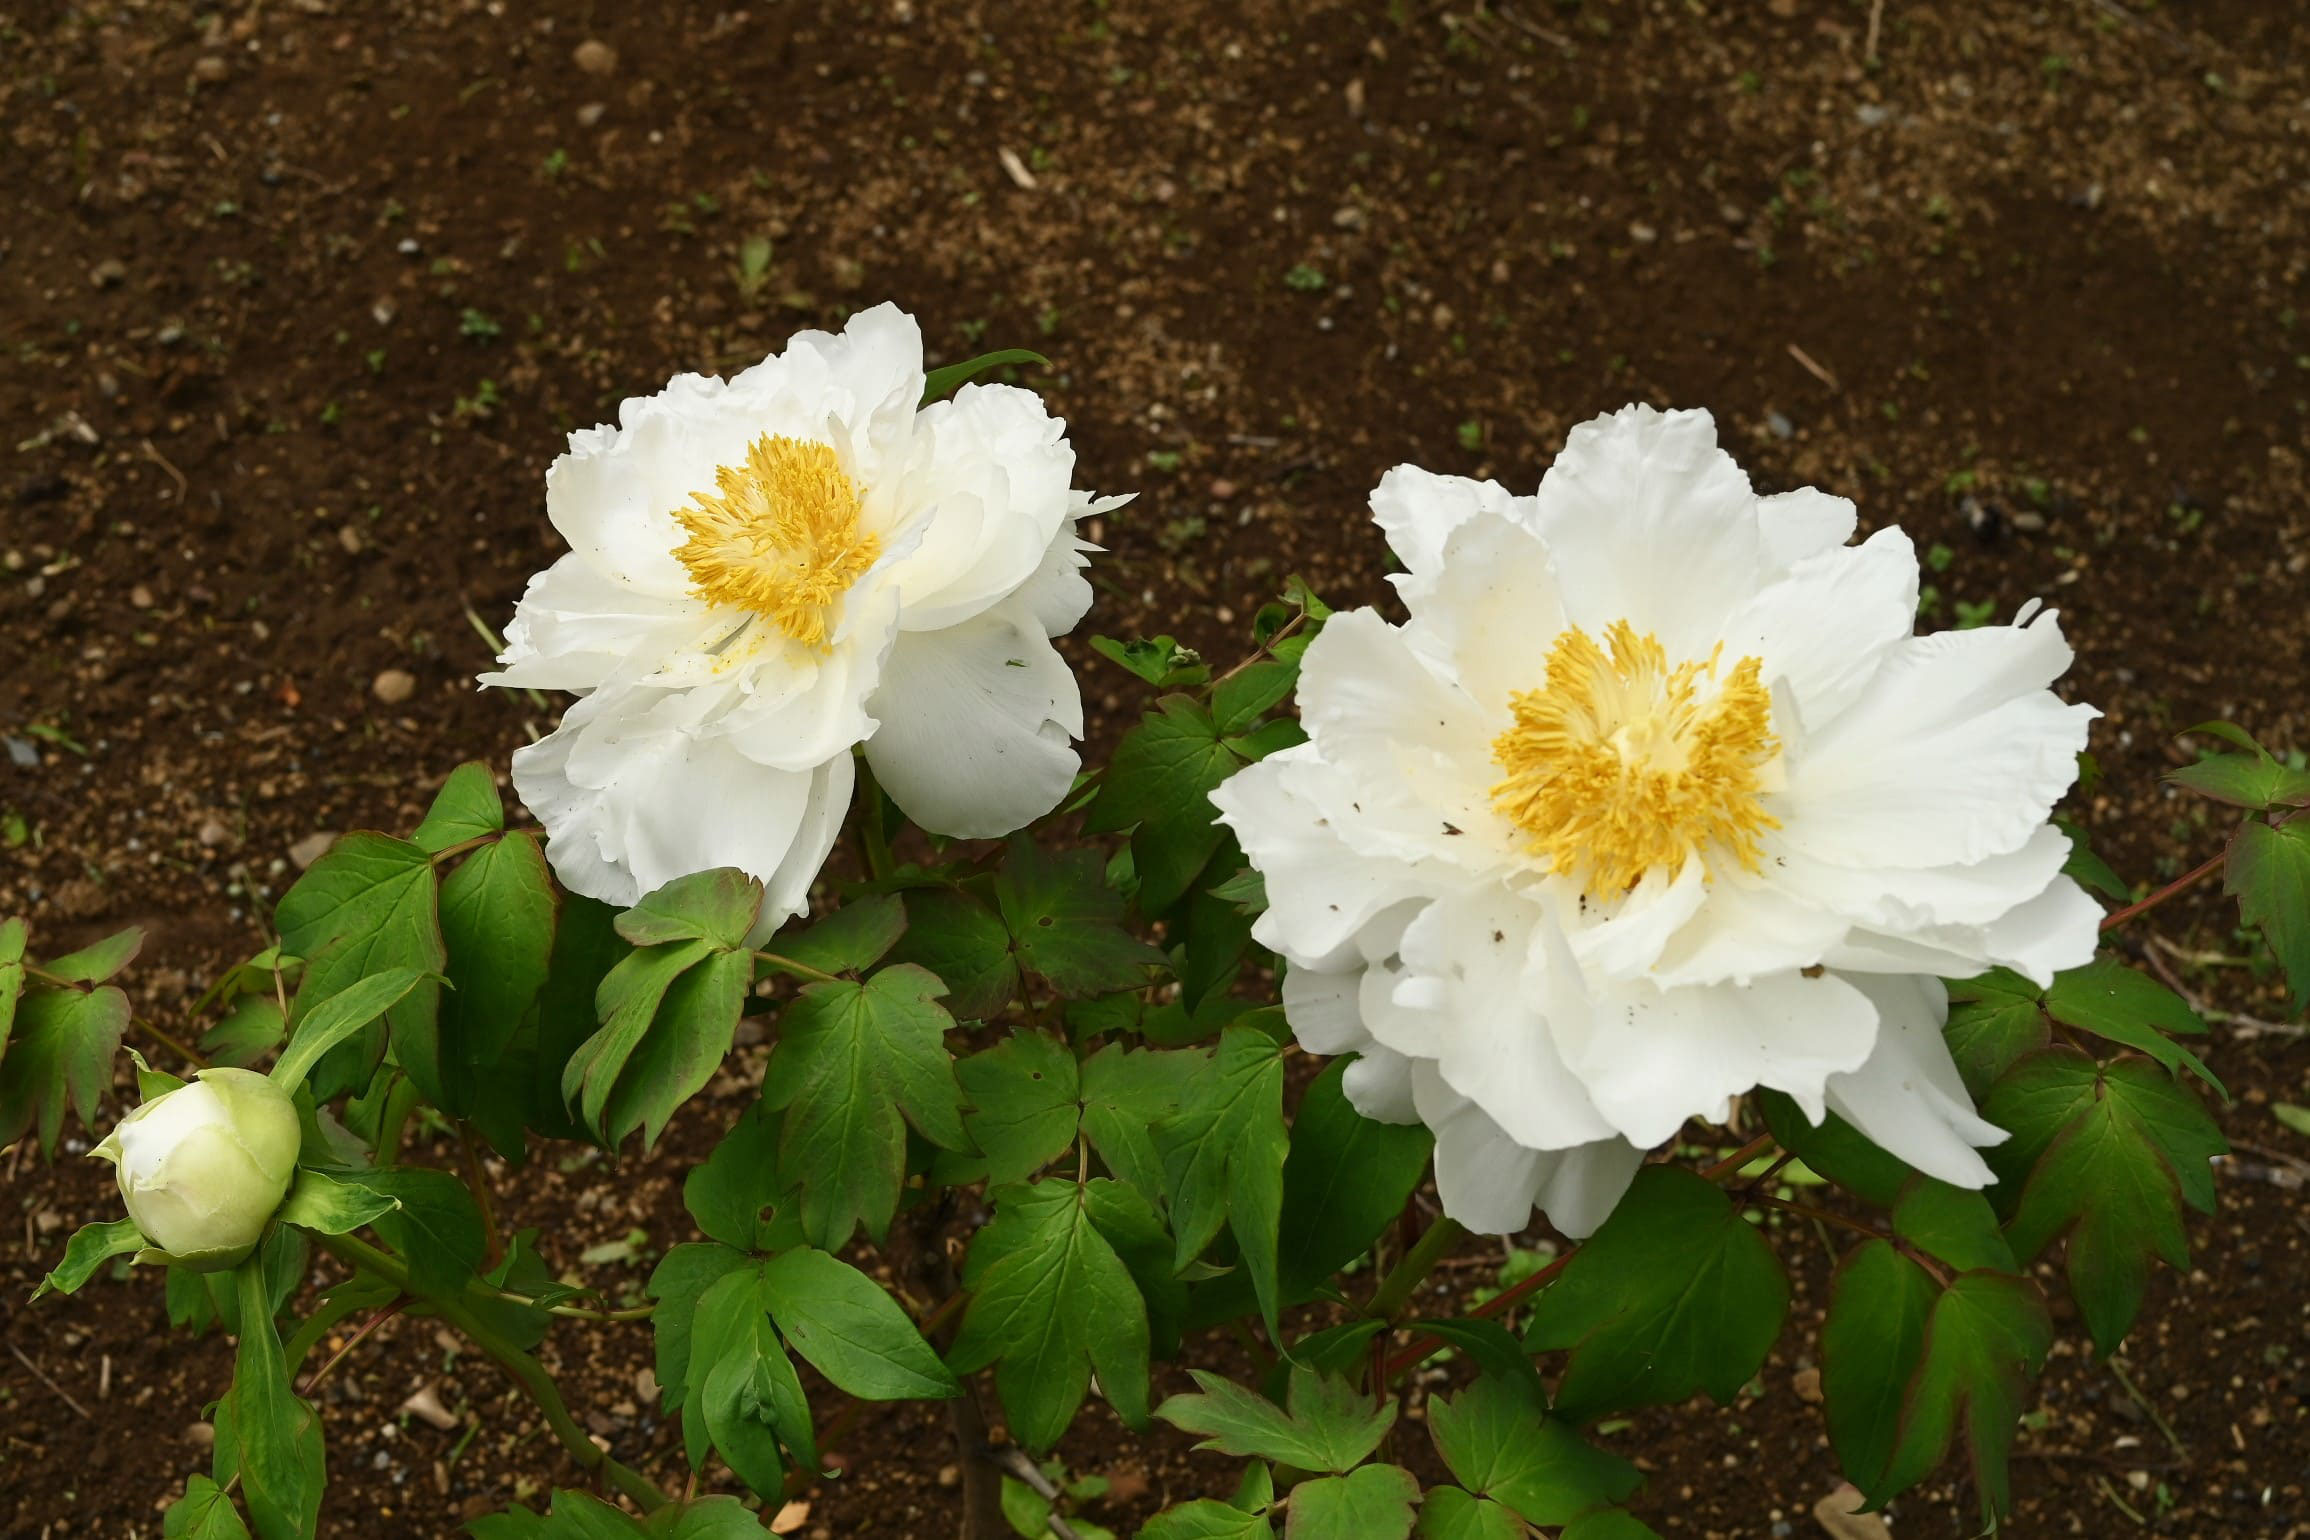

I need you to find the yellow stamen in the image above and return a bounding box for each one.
[670,434,879,650]
[1490,619,1779,896]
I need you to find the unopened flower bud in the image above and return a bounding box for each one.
[92,1068,301,1268]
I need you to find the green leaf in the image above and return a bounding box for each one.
[274,833,444,1102]
[1427,1377,1641,1525]
[997,837,1166,996]
[1156,1024,1287,1332]
[468,1489,647,1539]
[603,949,752,1150]
[615,868,762,950]
[1523,1165,1790,1420]
[683,1101,795,1252]
[761,965,969,1248]
[1985,1050,2226,1354]
[1084,1177,1189,1358]
[271,967,430,1091]
[1088,633,1211,690]
[1412,1489,1523,1540]
[411,762,504,852]
[1139,1503,1274,1540]
[2166,750,2310,810]
[42,924,145,984]
[1559,1513,1666,1540]
[886,888,1018,1020]
[1856,1265,2052,1523]
[436,830,558,1102]
[758,1246,960,1399]
[648,1495,787,1540]
[224,1262,324,1540]
[1757,1093,1910,1207]
[0,980,129,1155]
[1889,1177,2014,1274]
[163,1475,253,1540]
[1278,1059,1435,1302]
[951,1179,1152,1449]
[2227,819,2310,1009]
[2044,957,2219,1090]
[2057,817,2130,902]
[1154,1368,1393,1474]
[958,1030,1083,1185]
[685,1265,815,1496]
[1085,696,1242,914]
[0,917,25,1065]
[360,1167,487,1298]
[1820,1240,1937,1503]
[1406,1320,1550,1407]
[922,347,1049,403]
[646,1242,755,1411]
[1942,969,2051,1101]
[1282,1464,1419,1540]
[1212,661,1299,738]
[770,892,906,975]
[33,1216,147,1298]
[276,1168,402,1236]
[1081,1043,1204,1205]
[201,997,286,1069]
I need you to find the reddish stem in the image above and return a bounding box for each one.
[2100,848,2227,932]
[1699,1131,1778,1183]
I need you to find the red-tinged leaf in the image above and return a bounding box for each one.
[2227,819,2310,1010]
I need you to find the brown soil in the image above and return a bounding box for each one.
[5,0,2308,1536]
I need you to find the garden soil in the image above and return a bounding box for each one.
[3,1,2307,1536]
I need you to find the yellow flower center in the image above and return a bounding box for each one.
[670,434,880,650]
[1490,619,1780,896]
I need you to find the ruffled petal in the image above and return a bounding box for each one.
[862,600,1081,839]
[1755,486,1858,571]
[1822,973,2004,1188]
[1012,491,1130,638]
[1717,526,1920,732]
[481,554,708,692]
[1410,1064,1645,1237]
[1370,464,1527,594]
[1212,751,1437,964]
[1340,1044,1424,1125]
[1532,405,1767,661]
[1399,507,1568,712]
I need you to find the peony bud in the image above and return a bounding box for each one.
[92,1068,301,1269]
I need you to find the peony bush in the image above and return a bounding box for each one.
[13,307,2302,1540]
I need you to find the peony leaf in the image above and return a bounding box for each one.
[1154,1024,1288,1334]
[1080,1042,1206,1207]
[560,937,725,1148]
[467,1488,647,1538]
[1757,1092,1912,1207]
[1139,1503,1275,1540]
[1523,1165,1790,1420]
[1889,1176,2014,1275]
[760,965,969,1248]
[201,997,286,1069]
[410,761,505,853]
[1156,1367,1392,1474]
[0,978,129,1156]
[645,1242,754,1413]
[955,1029,1082,1185]
[1984,1049,2226,1355]
[614,868,761,950]
[2043,957,2220,1093]
[40,924,145,985]
[1277,1058,1435,1304]
[996,837,1167,997]
[950,1179,1152,1449]
[221,1262,326,1540]
[1212,660,1300,738]
[270,967,429,1093]
[1281,1464,1420,1540]
[2165,749,2310,810]
[1089,633,1212,690]
[274,832,445,1103]
[1412,1489,1524,1540]
[359,1167,487,1298]
[920,347,1047,403]
[757,1245,960,1400]
[2227,818,2310,1010]
[436,831,558,1107]
[0,916,23,1067]
[1559,1512,1667,1540]
[1085,695,1244,914]
[519,895,629,1146]
[767,891,906,976]
[885,886,1019,1021]
[1426,1376,1640,1525]
[162,1476,252,1540]
[32,1215,147,1299]
[685,1265,818,1496]
[1942,968,2051,1102]
[682,1101,802,1253]
[1824,1247,2051,1524]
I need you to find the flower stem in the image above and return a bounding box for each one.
[1699,1131,1778,1183]
[754,950,844,986]
[311,1231,669,1512]
[456,1122,504,1267]
[2100,848,2227,933]
[1381,1246,1575,1382]
[1363,1216,1465,1321]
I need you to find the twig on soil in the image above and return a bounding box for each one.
[1864,0,1886,63]
[8,1343,90,1419]
[988,1446,1089,1540]
[1786,342,1841,391]
[2106,1356,2190,1464]
[141,438,190,502]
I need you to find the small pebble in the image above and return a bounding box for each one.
[89,258,128,289]
[372,668,417,705]
[4,737,38,769]
[573,39,618,75]
[1766,410,1794,440]
[338,524,365,555]
[576,101,608,127]
[192,55,229,84]
[129,583,154,609]
[197,818,230,848]
[289,832,339,870]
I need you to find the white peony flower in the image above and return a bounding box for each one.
[1212,405,2101,1238]
[92,1068,302,1267]
[483,305,1123,933]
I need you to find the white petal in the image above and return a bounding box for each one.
[1531,1138,1649,1239]
[880,384,1079,633]
[1785,609,2094,870]
[1533,405,1766,661]
[714,587,898,773]
[1776,823,2073,936]
[1971,875,2103,987]
[1645,870,1851,989]
[1823,972,2004,1188]
[1387,886,1618,1149]
[1717,526,1920,732]
[1213,751,1437,964]
[1399,507,1568,711]
[1340,1044,1423,1125]
[1409,1064,1643,1237]
[1563,858,1709,980]
[481,554,706,692]
[1370,464,1526,590]
[862,601,1080,839]
[753,752,853,943]
[1555,969,1881,1148]
[1013,492,1129,638]
[512,684,836,911]
[1281,964,1373,1057]
[1755,486,1858,571]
